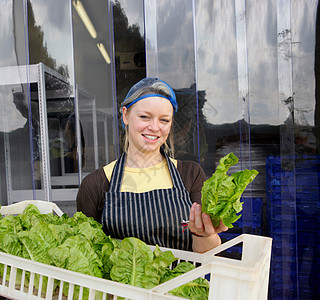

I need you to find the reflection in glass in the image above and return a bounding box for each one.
[195,1,319,299]
[0,64,74,203]
[144,0,200,165]
[112,0,146,153]
[73,0,114,168]
[28,0,73,83]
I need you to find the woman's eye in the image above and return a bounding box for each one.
[161,119,170,123]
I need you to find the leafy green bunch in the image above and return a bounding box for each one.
[0,204,209,299]
[201,152,259,228]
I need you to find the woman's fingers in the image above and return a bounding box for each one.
[201,213,216,235]
[189,203,209,236]
[194,203,204,231]
[189,203,228,236]
[189,203,204,234]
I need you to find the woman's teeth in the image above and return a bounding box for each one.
[144,134,158,140]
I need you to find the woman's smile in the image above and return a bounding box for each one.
[142,134,159,141]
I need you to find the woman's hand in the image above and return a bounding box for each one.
[189,202,228,253]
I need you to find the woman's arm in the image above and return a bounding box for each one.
[76,168,109,221]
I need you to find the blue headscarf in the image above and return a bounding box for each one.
[121,77,178,114]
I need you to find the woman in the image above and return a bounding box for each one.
[76,77,228,253]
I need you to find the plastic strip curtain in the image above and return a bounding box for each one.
[192,0,201,164]
[275,0,299,298]
[235,0,251,170]
[23,0,37,201]
[144,0,159,78]
[234,0,254,234]
[108,0,120,158]
[145,0,201,162]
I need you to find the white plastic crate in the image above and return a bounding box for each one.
[0,200,272,300]
[0,200,64,217]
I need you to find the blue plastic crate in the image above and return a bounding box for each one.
[233,215,261,228]
[269,219,318,233]
[272,246,298,259]
[266,192,281,200]
[298,229,320,241]
[296,172,320,186]
[219,232,240,240]
[296,202,320,214]
[266,155,320,300]
[266,184,296,194]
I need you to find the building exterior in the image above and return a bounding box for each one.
[0,0,319,299]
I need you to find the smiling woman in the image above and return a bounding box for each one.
[76,77,228,253]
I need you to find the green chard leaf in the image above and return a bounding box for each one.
[100,236,119,279]
[0,232,23,256]
[201,152,258,228]
[109,237,153,287]
[48,235,103,300]
[48,235,103,278]
[66,211,102,228]
[142,246,177,289]
[17,221,59,264]
[161,262,209,300]
[0,215,23,235]
[74,222,109,253]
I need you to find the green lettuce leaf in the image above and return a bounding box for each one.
[109,237,153,287]
[0,232,25,287]
[0,232,23,256]
[48,235,103,300]
[65,211,102,228]
[17,221,59,264]
[48,223,74,244]
[17,221,61,294]
[48,235,103,277]
[161,262,209,300]
[100,236,119,279]
[142,246,177,289]
[18,204,44,230]
[74,222,109,253]
[0,215,23,235]
[201,152,258,228]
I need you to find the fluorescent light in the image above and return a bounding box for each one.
[97,43,111,64]
[73,0,97,39]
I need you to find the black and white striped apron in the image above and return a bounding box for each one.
[101,152,193,251]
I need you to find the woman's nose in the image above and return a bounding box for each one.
[148,119,160,130]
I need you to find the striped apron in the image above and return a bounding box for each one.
[102,152,193,251]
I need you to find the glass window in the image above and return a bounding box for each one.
[72,0,114,173]
[0,0,76,205]
[194,1,319,299]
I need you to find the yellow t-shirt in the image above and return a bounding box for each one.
[103,158,178,193]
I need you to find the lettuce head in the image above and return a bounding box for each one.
[201,152,258,228]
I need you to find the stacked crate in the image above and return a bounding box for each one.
[266,156,320,300]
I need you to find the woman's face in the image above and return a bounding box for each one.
[122,97,173,155]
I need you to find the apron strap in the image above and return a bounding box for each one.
[164,153,188,191]
[108,152,126,192]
